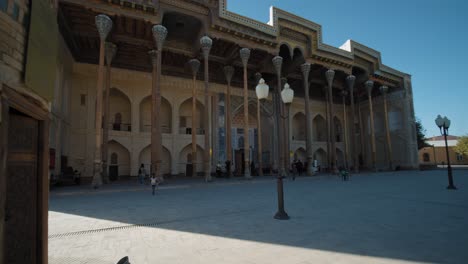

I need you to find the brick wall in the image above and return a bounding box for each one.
[0,0,29,84]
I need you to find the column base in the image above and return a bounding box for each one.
[274,210,290,220]
[447,185,457,190]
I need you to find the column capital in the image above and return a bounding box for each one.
[254,72,262,83]
[272,56,283,76]
[105,42,117,66]
[200,35,212,58]
[301,63,311,78]
[148,50,157,66]
[365,80,374,95]
[346,75,355,91]
[188,59,200,76]
[95,14,112,40]
[325,69,335,88]
[223,66,235,84]
[240,48,251,67]
[152,25,168,51]
[379,85,389,95]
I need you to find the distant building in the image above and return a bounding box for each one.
[419,136,467,165]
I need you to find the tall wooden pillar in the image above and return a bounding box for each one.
[346,75,359,172]
[240,48,251,179]
[325,69,337,173]
[223,66,234,177]
[254,72,263,176]
[189,59,200,177]
[301,63,314,175]
[150,25,167,181]
[380,85,393,170]
[102,42,116,183]
[341,90,349,169]
[365,80,377,171]
[200,35,213,182]
[357,93,366,170]
[92,14,112,188]
[324,86,331,170]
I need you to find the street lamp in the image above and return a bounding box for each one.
[256,76,293,220]
[435,115,457,190]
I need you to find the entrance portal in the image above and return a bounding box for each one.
[5,111,39,263]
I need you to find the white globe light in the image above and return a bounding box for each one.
[256,78,269,100]
[435,115,444,128]
[444,116,451,129]
[281,83,294,104]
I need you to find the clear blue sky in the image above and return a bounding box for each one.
[227,0,468,138]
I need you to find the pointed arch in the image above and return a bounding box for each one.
[334,116,342,142]
[179,98,205,134]
[313,148,328,171]
[292,112,306,141]
[139,95,172,133]
[179,143,204,173]
[107,140,131,177]
[294,147,306,162]
[139,145,172,176]
[109,88,131,132]
[313,114,327,141]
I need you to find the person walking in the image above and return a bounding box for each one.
[150,174,158,195]
[138,164,146,184]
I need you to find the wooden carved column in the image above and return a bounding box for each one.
[357,92,366,170]
[301,63,314,175]
[102,42,116,183]
[341,90,349,170]
[254,72,263,176]
[325,69,337,173]
[346,75,359,172]
[240,48,251,179]
[189,59,200,177]
[200,35,213,182]
[365,80,377,171]
[324,86,331,170]
[223,66,234,177]
[150,25,167,181]
[380,85,393,170]
[92,14,112,188]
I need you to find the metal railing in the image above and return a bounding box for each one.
[179,127,205,135]
[110,123,131,132]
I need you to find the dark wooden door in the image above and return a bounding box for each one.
[5,112,39,264]
[109,165,119,181]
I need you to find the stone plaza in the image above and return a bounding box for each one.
[49,170,468,264]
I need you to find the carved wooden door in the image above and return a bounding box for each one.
[5,112,38,264]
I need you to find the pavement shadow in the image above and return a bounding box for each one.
[49,171,468,264]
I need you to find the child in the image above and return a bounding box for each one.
[150,174,158,195]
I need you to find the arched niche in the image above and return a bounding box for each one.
[179,144,204,173]
[178,98,204,135]
[109,88,132,132]
[292,112,306,141]
[107,140,131,178]
[313,115,327,142]
[139,96,172,133]
[139,145,172,176]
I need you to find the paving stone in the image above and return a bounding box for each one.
[49,170,468,264]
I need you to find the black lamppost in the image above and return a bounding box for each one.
[256,71,293,220]
[435,115,457,190]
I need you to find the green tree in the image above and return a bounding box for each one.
[415,118,429,150]
[454,135,468,156]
